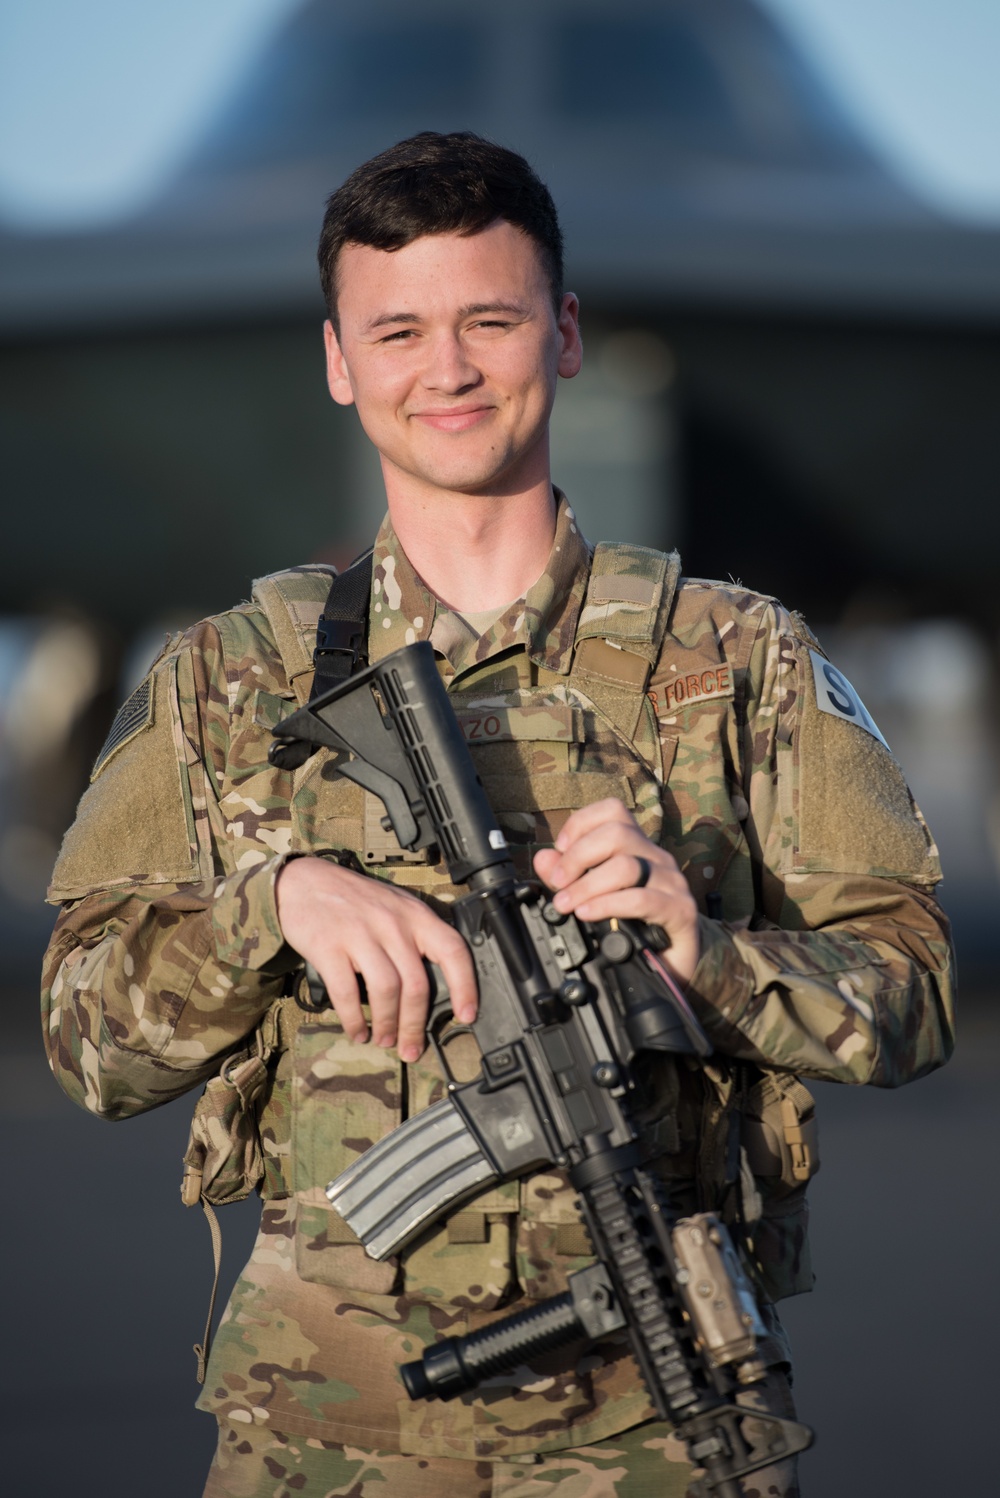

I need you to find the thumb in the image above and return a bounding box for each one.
[532,848,561,888]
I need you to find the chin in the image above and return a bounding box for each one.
[414,456,518,495]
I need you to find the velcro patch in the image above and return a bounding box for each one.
[650,664,734,715]
[454,704,578,744]
[809,650,888,748]
[588,574,657,607]
[91,675,154,780]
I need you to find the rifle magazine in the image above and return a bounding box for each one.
[326,1095,499,1260]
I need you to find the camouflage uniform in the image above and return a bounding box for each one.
[42,496,954,1492]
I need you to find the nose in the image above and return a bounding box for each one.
[420,330,481,395]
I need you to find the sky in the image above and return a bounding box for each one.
[0,0,997,230]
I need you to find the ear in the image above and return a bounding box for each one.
[556,293,583,380]
[324,320,356,407]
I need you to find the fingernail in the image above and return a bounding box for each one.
[377,1033,395,1049]
[350,1028,369,1045]
[400,1044,421,1064]
[553,891,571,911]
[456,1006,476,1025]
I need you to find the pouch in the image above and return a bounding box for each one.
[180,997,284,1379]
[741,1071,820,1300]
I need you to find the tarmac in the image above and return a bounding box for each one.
[4,983,996,1497]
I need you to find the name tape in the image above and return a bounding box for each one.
[650,665,734,716]
[809,650,888,749]
[454,705,576,744]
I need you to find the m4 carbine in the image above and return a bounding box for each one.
[269,641,813,1496]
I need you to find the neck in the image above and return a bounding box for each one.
[384,479,557,613]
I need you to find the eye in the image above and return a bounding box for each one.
[379,328,417,343]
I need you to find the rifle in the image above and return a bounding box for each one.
[269,641,813,1495]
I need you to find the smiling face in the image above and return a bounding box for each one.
[324,221,582,504]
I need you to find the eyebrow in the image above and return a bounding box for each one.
[362,301,529,333]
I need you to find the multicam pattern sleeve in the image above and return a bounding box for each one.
[673,589,955,1088]
[41,614,300,1119]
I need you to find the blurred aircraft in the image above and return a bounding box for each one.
[3,0,999,332]
[2,0,999,966]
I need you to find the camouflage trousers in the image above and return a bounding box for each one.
[201,1376,801,1498]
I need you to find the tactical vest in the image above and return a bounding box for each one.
[183,543,818,1387]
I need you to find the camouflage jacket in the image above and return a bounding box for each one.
[42,496,954,1459]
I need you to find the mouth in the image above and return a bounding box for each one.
[410,405,494,433]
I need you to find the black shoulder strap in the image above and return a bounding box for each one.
[310,550,374,701]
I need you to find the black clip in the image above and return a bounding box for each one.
[314,615,367,675]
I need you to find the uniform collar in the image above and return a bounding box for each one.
[368,492,592,679]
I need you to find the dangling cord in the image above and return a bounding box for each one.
[193,1197,223,1384]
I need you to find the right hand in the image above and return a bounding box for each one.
[275,856,477,1063]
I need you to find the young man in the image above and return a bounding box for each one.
[43,133,954,1497]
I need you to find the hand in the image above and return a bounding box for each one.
[275,856,477,1062]
[532,799,701,985]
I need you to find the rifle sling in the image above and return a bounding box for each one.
[310,550,374,700]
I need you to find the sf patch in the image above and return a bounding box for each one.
[808,650,888,749]
[91,675,154,780]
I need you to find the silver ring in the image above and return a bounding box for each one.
[633,856,651,888]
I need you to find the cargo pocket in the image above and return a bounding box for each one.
[400,1036,519,1310]
[401,1184,520,1311]
[291,1020,403,1292]
[516,1171,594,1302]
[741,1073,820,1301]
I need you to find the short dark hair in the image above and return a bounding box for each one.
[318,132,564,329]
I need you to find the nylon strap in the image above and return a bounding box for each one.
[310,551,374,701]
[193,1197,223,1385]
[569,542,681,744]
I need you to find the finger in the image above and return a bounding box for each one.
[550,821,672,892]
[553,798,635,853]
[347,940,403,1049]
[419,919,478,1025]
[571,881,688,925]
[315,950,368,1043]
[533,847,560,888]
[392,949,433,1064]
[551,852,656,914]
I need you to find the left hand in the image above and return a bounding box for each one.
[533,799,701,985]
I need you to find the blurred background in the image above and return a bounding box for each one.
[2,2,997,1493]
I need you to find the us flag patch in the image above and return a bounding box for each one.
[91,675,154,780]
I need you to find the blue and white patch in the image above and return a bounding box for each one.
[808,650,889,749]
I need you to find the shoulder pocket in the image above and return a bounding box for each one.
[49,656,202,900]
[792,640,940,885]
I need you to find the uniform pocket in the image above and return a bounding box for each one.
[181,998,283,1209]
[182,1059,266,1208]
[398,1041,519,1310]
[401,1183,520,1311]
[290,1022,403,1292]
[515,1171,594,1301]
